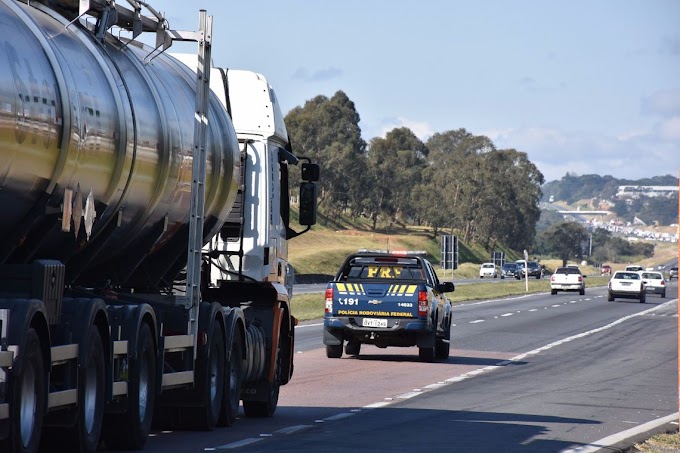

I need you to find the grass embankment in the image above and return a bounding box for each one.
[290,209,677,321]
[291,276,612,322]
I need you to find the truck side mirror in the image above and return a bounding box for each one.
[299,182,317,226]
[301,163,320,182]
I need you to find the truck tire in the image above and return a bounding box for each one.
[579,288,585,296]
[639,293,646,304]
[7,328,45,453]
[608,292,615,302]
[550,289,557,295]
[243,337,281,418]
[345,341,361,356]
[105,322,156,449]
[218,330,243,427]
[326,344,343,359]
[435,338,449,360]
[418,344,435,362]
[193,322,225,430]
[73,327,106,453]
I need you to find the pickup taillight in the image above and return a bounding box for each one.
[551,275,555,282]
[578,276,582,282]
[325,288,333,314]
[418,290,429,316]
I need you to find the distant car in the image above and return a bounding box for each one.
[516,260,542,279]
[608,271,645,303]
[479,263,498,278]
[500,263,520,280]
[624,265,644,273]
[601,264,612,276]
[551,267,585,295]
[669,267,678,281]
[640,271,666,298]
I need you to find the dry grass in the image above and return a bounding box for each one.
[630,430,680,452]
[290,276,612,321]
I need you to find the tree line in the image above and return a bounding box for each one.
[285,91,544,251]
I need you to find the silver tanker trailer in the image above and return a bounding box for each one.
[0,0,319,451]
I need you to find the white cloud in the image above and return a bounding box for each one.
[375,117,435,142]
[642,89,680,116]
[657,116,680,141]
[488,125,680,182]
[291,66,343,82]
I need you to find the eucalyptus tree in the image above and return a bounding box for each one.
[284,91,366,213]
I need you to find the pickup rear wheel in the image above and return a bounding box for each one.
[326,344,343,358]
[607,292,615,302]
[345,342,361,356]
[550,289,557,295]
[639,293,646,304]
[419,344,435,362]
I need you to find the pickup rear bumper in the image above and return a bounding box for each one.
[324,317,434,348]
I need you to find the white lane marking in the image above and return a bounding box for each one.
[529,309,538,312]
[297,322,323,329]
[214,438,263,449]
[501,313,513,317]
[470,319,485,324]
[363,401,391,408]
[560,412,678,453]
[276,425,314,435]
[259,434,273,437]
[551,304,561,308]
[397,391,422,399]
[324,412,356,421]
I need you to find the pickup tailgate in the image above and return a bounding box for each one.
[328,281,422,324]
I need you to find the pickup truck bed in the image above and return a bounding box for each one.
[323,252,454,362]
[550,267,585,295]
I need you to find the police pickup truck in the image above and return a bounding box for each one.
[323,251,454,362]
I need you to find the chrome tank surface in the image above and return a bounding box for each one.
[0,0,239,287]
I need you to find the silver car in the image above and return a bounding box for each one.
[640,271,666,298]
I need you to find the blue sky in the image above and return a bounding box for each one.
[154,1,679,183]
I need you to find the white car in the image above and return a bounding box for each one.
[640,271,666,298]
[479,263,497,278]
[608,271,645,303]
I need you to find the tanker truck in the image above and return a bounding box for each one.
[0,0,319,451]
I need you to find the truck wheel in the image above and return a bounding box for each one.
[105,323,156,449]
[418,344,435,362]
[662,291,666,298]
[326,344,343,359]
[345,341,361,356]
[7,328,46,453]
[639,293,646,304]
[435,338,449,360]
[194,322,225,430]
[243,339,281,418]
[579,288,585,296]
[218,330,243,427]
[550,289,557,295]
[607,292,615,302]
[73,327,106,453]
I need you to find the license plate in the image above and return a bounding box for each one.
[621,282,631,286]
[362,318,387,328]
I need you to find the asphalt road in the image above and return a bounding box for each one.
[123,281,677,453]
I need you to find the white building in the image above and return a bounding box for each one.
[616,185,678,199]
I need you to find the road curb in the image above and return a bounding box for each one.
[561,412,678,453]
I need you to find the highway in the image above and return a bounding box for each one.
[120,281,677,452]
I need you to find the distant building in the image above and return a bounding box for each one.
[616,185,678,199]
